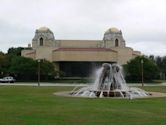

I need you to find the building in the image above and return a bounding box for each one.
[21,27,141,77]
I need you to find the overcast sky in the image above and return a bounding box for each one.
[0,0,166,56]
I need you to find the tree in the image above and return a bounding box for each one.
[0,52,6,69]
[0,48,57,81]
[162,56,166,73]
[0,52,10,77]
[8,56,37,80]
[7,47,25,56]
[124,56,160,82]
[149,55,155,62]
[39,59,56,80]
[8,56,56,81]
[155,56,166,80]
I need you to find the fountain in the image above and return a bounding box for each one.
[72,63,149,99]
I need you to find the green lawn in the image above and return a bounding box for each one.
[0,86,166,125]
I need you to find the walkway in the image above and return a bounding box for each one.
[0,82,166,87]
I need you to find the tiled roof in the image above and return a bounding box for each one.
[53,48,117,52]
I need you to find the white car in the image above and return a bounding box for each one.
[0,76,16,83]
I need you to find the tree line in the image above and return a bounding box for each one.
[124,55,166,82]
[0,47,165,82]
[0,47,57,81]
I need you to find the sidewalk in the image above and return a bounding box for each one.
[0,82,166,87]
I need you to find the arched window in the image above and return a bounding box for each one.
[115,39,119,47]
[39,37,43,46]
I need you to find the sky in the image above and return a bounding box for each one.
[0,0,166,56]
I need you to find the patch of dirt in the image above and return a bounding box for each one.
[148,92,166,97]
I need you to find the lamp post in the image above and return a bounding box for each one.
[141,59,144,87]
[38,59,41,86]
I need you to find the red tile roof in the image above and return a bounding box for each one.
[53,48,117,52]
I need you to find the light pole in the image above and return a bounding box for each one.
[141,59,144,87]
[38,59,41,86]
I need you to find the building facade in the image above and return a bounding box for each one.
[21,27,141,77]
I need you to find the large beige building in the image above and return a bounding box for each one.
[21,27,141,77]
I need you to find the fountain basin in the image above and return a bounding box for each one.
[54,90,166,99]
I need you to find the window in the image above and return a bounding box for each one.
[40,37,43,46]
[115,39,119,47]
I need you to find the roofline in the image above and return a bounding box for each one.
[53,48,117,53]
[55,39,102,42]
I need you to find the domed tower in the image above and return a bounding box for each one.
[32,27,55,48]
[103,27,126,48]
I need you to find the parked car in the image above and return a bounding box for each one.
[0,76,16,83]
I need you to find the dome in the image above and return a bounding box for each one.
[103,27,124,43]
[33,26,55,42]
[105,27,121,34]
[38,27,51,32]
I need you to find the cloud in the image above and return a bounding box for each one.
[0,0,166,55]
[128,41,166,56]
[0,19,33,51]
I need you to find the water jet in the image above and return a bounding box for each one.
[71,63,149,99]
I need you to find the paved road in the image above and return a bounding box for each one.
[0,82,166,87]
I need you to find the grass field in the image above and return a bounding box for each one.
[0,86,166,125]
